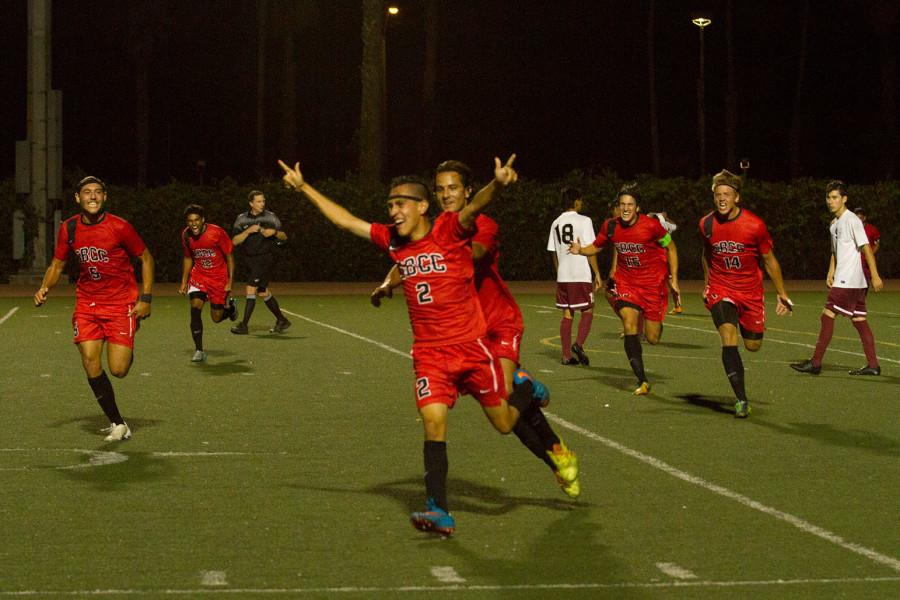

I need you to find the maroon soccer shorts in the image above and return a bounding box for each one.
[72,303,138,349]
[825,287,868,318]
[615,279,668,322]
[703,285,766,335]
[410,339,505,409]
[188,276,228,305]
[556,282,595,310]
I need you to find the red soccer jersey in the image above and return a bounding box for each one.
[861,222,880,277]
[592,214,669,287]
[700,208,773,295]
[370,211,487,348]
[183,223,233,284]
[54,213,146,305]
[472,214,524,334]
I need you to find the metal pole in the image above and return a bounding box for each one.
[698,26,707,176]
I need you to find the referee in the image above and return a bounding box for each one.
[230,190,291,334]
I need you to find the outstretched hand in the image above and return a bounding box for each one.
[278,160,305,191]
[493,154,518,187]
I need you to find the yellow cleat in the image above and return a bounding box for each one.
[555,471,581,498]
[548,442,579,498]
[634,382,651,396]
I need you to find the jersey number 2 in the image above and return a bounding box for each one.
[415,282,433,304]
[416,377,431,400]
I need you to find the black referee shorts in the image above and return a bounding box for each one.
[244,253,273,290]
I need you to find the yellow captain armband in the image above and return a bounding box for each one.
[658,233,672,247]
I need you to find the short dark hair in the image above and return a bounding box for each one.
[435,160,474,189]
[77,176,106,192]
[183,204,205,219]
[825,180,848,196]
[711,169,741,193]
[617,182,641,205]
[561,186,582,209]
[389,175,431,200]
[853,206,867,216]
[248,190,264,202]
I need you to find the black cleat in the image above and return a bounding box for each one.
[848,365,880,376]
[231,322,249,335]
[571,343,590,366]
[790,359,821,375]
[561,357,580,366]
[270,318,292,334]
[226,297,238,321]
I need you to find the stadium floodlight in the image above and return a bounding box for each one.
[692,17,711,28]
[387,5,399,15]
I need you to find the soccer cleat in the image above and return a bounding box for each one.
[226,297,238,322]
[554,470,581,499]
[561,357,579,366]
[269,318,292,334]
[790,359,821,375]
[571,343,590,366]
[513,368,550,407]
[104,422,132,442]
[633,382,651,396]
[734,400,751,419]
[849,365,880,376]
[230,322,249,335]
[547,441,579,493]
[191,350,208,363]
[669,305,683,315]
[410,498,455,536]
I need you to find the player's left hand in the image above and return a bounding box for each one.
[871,275,883,293]
[568,238,583,255]
[370,284,393,308]
[670,280,681,307]
[493,154,518,187]
[775,295,793,316]
[130,301,152,320]
[260,228,277,238]
[278,160,305,191]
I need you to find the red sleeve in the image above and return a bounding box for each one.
[52,221,71,261]
[119,220,147,257]
[867,224,880,243]
[592,219,611,248]
[369,222,391,251]
[649,218,668,242]
[472,215,498,254]
[217,226,234,254]
[756,218,774,255]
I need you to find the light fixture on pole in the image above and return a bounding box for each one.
[693,16,711,176]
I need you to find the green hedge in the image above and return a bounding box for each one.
[2,174,896,282]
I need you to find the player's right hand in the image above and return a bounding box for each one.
[568,238,583,255]
[34,287,49,307]
[370,284,393,308]
[277,160,305,191]
[776,295,794,316]
[178,284,188,295]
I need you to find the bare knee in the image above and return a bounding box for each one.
[109,366,130,378]
[744,341,762,352]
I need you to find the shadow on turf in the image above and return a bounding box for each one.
[750,420,900,457]
[677,393,737,415]
[186,352,256,376]
[48,414,164,437]
[55,451,177,490]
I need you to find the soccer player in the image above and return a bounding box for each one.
[179,204,238,362]
[33,176,154,441]
[230,191,291,335]
[700,169,793,418]
[854,206,881,287]
[547,187,601,365]
[791,181,883,376]
[279,155,571,536]
[372,160,581,498]
[570,183,680,396]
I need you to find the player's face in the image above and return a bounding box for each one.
[249,194,266,215]
[713,185,740,218]
[618,195,639,224]
[75,183,106,216]
[387,184,429,237]
[186,213,205,235]
[826,191,847,215]
[434,171,471,213]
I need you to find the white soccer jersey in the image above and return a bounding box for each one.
[650,213,677,234]
[547,211,596,282]
[830,209,870,289]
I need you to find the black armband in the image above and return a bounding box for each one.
[139,294,153,303]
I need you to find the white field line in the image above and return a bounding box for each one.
[199,571,228,587]
[0,307,19,326]
[655,562,698,580]
[2,576,900,595]
[431,566,466,583]
[275,311,900,574]
[521,303,900,364]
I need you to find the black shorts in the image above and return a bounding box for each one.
[244,253,273,289]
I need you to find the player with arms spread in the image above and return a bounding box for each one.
[279,155,554,536]
[701,169,793,418]
[179,204,238,362]
[34,176,154,441]
[570,183,679,396]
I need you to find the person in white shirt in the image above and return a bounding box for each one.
[547,187,601,365]
[791,180,883,376]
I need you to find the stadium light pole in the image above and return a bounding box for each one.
[693,16,711,176]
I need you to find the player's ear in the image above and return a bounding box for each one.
[418,200,429,215]
[464,186,473,199]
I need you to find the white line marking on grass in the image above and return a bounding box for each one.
[431,566,466,583]
[545,413,900,573]
[200,571,228,587]
[0,448,128,471]
[656,562,697,579]
[0,307,19,325]
[2,577,899,595]
[282,310,411,359]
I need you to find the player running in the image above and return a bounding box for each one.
[34,176,154,441]
[570,183,679,395]
[700,169,793,418]
[179,204,238,362]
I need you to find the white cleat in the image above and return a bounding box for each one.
[104,422,132,442]
[191,350,208,363]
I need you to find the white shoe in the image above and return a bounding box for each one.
[104,422,132,442]
[191,350,208,362]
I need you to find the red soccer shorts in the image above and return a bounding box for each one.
[485,326,522,365]
[614,278,668,322]
[704,285,766,335]
[410,338,506,409]
[72,302,138,348]
[556,282,595,310]
[825,287,868,318]
[188,275,228,305]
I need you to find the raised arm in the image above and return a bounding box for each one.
[458,154,517,229]
[279,160,372,239]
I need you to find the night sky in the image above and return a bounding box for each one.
[1,0,897,186]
